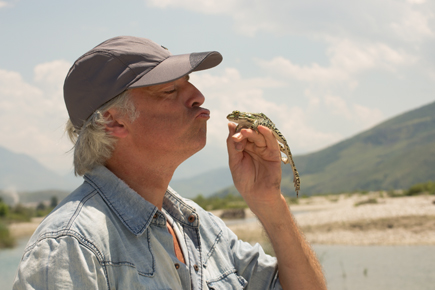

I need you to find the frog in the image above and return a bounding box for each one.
[227,110,301,196]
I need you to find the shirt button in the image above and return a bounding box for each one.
[153,213,158,219]
[174,263,180,269]
[188,215,196,223]
[193,264,199,272]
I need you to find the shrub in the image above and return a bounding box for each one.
[405,181,435,196]
[0,201,9,218]
[0,222,15,248]
[354,198,378,207]
[8,204,34,222]
[193,193,247,211]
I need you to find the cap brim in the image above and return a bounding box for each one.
[128,51,222,88]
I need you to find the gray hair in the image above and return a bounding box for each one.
[66,90,138,176]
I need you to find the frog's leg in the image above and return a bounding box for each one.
[278,143,301,197]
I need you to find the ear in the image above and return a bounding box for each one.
[104,109,129,138]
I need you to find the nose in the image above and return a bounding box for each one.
[185,82,205,108]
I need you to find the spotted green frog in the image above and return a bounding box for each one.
[227,110,301,196]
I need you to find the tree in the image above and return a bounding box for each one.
[50,196,58,208]
[36,202,46,211]
[0,202,9,218]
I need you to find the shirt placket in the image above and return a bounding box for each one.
[182,212,203,290]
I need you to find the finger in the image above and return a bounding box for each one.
[238,128,267,148]
[228,122,237,136]
[257,125,280,151]
[228,123,244,146]
[227,123,244,165]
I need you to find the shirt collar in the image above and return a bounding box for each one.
[164,187,199,228]
[84,166,198,236]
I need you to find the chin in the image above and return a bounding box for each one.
[195,137,207,152]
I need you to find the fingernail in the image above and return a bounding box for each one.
[233,132,242,139]
[235,143,243,151]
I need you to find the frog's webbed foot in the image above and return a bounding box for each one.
[251,120,259,132]
[278,144,290,164]
[235,124,241,133]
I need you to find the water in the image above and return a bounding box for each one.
[313,244,435,290]
[1,238,434,290]
[0,238,28,290]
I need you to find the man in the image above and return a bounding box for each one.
[14,36,326,289]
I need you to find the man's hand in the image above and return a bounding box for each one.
[226,122,327,290]
[226,122,283,214]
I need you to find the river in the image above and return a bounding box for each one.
[0,237,28,290]
[1,237,434,289]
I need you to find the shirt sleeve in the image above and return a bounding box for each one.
[211,213,283,290]
[13,236,108,290]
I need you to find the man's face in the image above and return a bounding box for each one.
[123,75,210,161]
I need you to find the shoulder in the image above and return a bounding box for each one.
[24,181,114,257]
[14,234,109,289]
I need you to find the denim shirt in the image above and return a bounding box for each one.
[13,166,282,289]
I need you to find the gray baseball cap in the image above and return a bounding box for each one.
[64,36,223,129]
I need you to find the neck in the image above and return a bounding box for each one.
[105,147,182,210]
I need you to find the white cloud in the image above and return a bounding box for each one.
[33,60,71,111]
[352,104,384,128]
[324,94,352,119]
[34,60,70,87]
[322,94,383,129]
[0,61,73,174]
[407,0,426,4]
[390,10,433,41]
[256,39,416,86]
[146,0,238,14]
[146,0,435,42]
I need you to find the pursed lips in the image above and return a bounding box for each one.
[196,108,210,119]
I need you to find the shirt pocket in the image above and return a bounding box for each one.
[206,270,248,290]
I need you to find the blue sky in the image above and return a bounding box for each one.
[1,0,434,180]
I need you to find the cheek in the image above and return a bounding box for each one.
[133,116,180,141]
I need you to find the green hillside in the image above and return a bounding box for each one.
[280,100,435,195]
[214,100,435,197]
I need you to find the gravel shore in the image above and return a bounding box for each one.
[224,193,435,246]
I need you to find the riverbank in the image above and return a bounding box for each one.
[8,193,435,245]
[8,217,44,238]
[221,193,435,246]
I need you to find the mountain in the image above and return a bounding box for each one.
[281,100,435,195]
[170,167,233,198]
[0,146,82,193]
[213,100,435,197]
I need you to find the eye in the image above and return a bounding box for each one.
[164,89,176,94]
